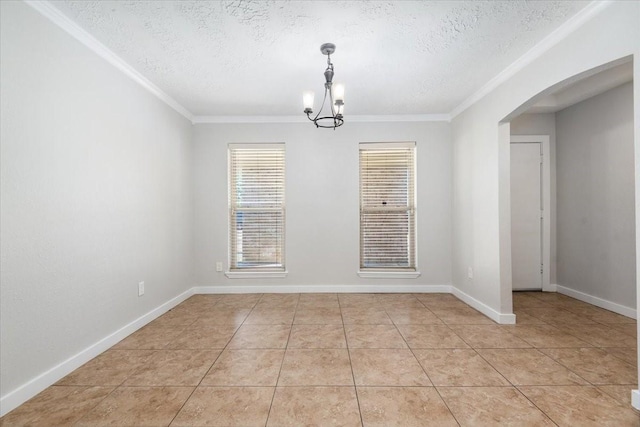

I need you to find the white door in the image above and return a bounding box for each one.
[511,142,543,290]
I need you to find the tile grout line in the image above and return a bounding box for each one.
[436,303,571,425]
[450,330,516,388]
[466,342,567,425]
[339,295,366,427]
[467,310,603,425]
[72,316,195,426]
[384,299,462,427]
[478,297,633,424]
[166,295,257,426]
[264,293,300,427]
[511,385,561,426]
[69,385,121,426]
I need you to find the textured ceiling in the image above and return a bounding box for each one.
[52,0,590,117]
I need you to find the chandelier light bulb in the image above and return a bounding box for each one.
[303,91,315,113]
[333,84,345,103]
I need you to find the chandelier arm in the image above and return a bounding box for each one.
[313,86,329,122]
[305,111,316,124]
[328,84,337,117]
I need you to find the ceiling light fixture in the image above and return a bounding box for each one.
[303,43,345,129]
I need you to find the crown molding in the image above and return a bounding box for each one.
[24,0,194,122]
[192,114,450,124]
[192,115,307,124]
[349,114,450,123]
[448,0,613,119]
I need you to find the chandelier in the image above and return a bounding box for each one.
[303,43,345,129]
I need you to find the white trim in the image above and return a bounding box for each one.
[510,135,552,292]
[192,114,451,124]
[227,142,285,150]
[449,1,614,119]
[547,283,558,292]
[224,271,288,279]
[194,284,452,294]
[23,0,193,121]
[195,116,307,124]
[556,285,637,319]
[359,141,416,150]
[357,270,421,279]
[0,288,194,417]
[632,390,640,410]
[349,115,450,123]
[451,286,517,324]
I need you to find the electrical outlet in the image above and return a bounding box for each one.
[138,281,145,297]
[216,262,223,272]
[467,267,474,280]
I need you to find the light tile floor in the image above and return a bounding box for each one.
[2,292,639,426]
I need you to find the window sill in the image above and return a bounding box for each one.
[358,270,421,279]
[225,270,288,279]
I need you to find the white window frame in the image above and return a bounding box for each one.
[358,141,420,279]
[226,143,287,279]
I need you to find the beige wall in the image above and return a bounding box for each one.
[192,121,452,289]
[555,82,635,308]
[1,0,194,405]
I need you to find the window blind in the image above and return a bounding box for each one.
[229,143,285,271]
[359,142,416,270]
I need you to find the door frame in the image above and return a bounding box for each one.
[510,135,552,292]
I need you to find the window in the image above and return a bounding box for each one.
[228,143,285,277]
[359,142,418,277]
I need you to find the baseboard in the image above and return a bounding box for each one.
[556,285,636,319]
[632,390,640,410]
[0,287,194,417]
[451,287,516,325]
[193,284,453,294]
[546,283,558,292]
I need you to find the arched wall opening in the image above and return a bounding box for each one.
[498,55,635,315]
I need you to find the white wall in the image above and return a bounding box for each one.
[451,1,639,317]
[193,121,451,290]
[0,0,193,407]
[555,82,635,308]
[510,113,557,285]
